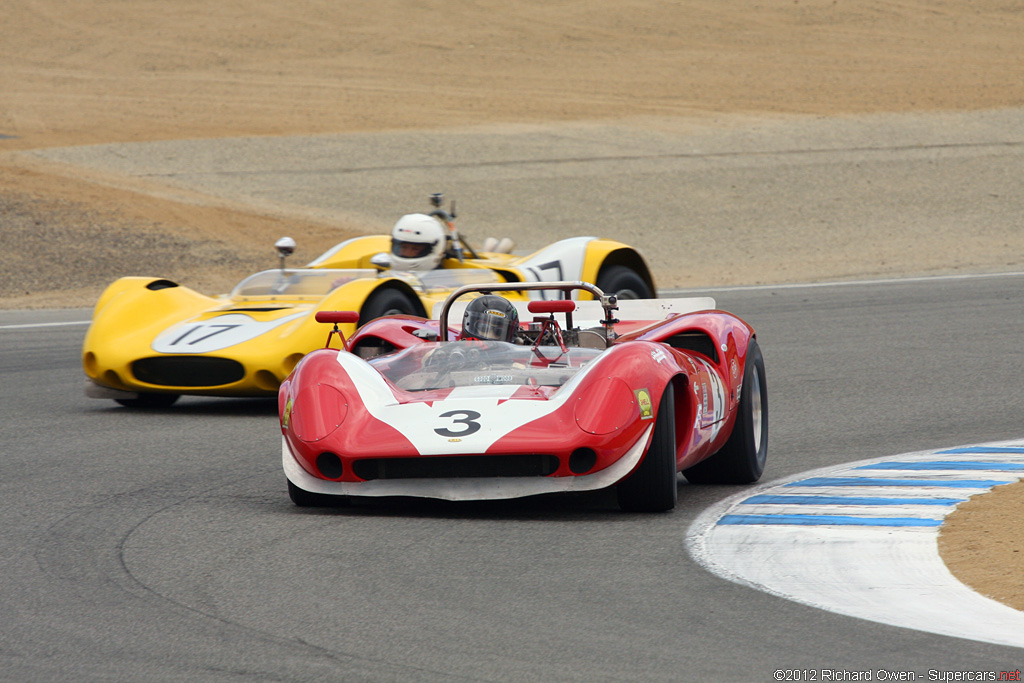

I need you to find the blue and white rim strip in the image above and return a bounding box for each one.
[686,439,1024,648]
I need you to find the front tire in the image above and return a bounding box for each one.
[359,287,420,326]
[596,265,653,300]
[617,387,678,512]
[683,339,768,484]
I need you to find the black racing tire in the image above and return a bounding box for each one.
[358,287,420,327]
[596,265,653,300]
[616,387,678,512]
[115,392,180,408]
[683,339,768,484]
[287,479,350,507]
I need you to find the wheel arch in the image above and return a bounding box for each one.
[664,372,693,470]
[591,247,656,298]
[92,276,184,316]
[365,279,428,318]
[318,276,428,324]
[306,234,392,269]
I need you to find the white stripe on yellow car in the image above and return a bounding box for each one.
[152,311,308,353]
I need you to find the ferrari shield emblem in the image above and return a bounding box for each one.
[635,388,654,419]
[282,396,293,429]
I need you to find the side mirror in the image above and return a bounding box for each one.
[527,300,575,315]
[275,236,296,273]
[275,236,296,257]
[370,252,392,270]
[315,311,361,324]
[529,299,576,330]
[315,310,360,348]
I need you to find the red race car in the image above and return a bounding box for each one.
[279,281,767,512]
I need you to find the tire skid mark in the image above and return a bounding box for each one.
[33,470,479,681]
[687,439,1024,649]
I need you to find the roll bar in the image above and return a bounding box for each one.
[437,280,619,340]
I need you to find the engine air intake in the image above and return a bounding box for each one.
[131,356,245,387]
[352,454,559,481]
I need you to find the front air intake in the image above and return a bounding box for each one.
[131,356,245,387]
[352,454,559,481]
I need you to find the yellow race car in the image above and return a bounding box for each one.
[83,195,655,407]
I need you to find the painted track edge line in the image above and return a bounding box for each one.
[685,438,1024,649]
[0,320,90,330]
[686,444,955,596]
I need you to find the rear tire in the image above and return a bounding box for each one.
[115,392,180,408]
[287,480,349,507]
[683,339,768,484]
[617,388,678,512]
[596,265,652,300]
[359,288,420,326]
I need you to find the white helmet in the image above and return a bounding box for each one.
[390,213,446,271]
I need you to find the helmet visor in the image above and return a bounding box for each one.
[464,308,514,342]
[392,239,436,259]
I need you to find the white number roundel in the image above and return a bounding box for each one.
[151,312,307,353]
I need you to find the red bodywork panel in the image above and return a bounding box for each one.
[281,308,754,486]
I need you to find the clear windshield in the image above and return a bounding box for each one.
[368,340,602,392]
[231,269,378,299]
[389,267,503,293]
[231,267,502,300]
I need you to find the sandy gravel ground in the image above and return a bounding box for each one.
[2,1,1023,609]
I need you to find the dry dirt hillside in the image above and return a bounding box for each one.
[3,0,1023,307]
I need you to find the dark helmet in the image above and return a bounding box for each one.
[460,295,519,343]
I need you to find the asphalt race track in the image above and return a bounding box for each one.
[3,271,1024,682]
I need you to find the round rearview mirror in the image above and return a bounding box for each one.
[275,236,296,258]
[370,252,392,270]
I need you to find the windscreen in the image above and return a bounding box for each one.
[231,269,378,299]
[232,267,502,299]
[390,267,503,293]
[368,340,602,392]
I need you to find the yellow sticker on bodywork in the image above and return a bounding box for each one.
[635,388,654,419]
[283,396,293,429]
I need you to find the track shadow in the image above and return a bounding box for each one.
[275,482,698,521]
[81,396,280,417]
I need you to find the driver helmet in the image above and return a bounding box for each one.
[390,213,446,271]
[460,295,520,343]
